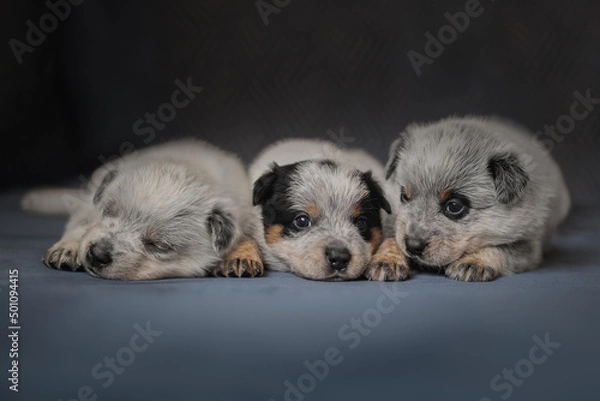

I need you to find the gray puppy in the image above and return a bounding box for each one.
[369,116,571,282]
[250,139,391,281]
[22,139,263,280]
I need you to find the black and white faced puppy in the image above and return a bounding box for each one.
[250,139,391,281]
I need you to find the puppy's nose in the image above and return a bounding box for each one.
[405,237,428,256]
[325,244,351,271]
[87,239,113,268]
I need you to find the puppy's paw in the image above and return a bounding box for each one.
[365,260,410,281]
[43,241,83,271]
[214,239,264,278]
[445,261,499,282]
[365,238,410,281]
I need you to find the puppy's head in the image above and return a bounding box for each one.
[253,160,391,281]
[79,163,239,280]
[385,121,531,268]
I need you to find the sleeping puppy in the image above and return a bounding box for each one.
[21,139,263,280]
[249,139,391,281]
[370,116,571,282]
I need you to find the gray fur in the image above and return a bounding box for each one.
[34,139,258,280]
[250,138,388,281]
[381,116,571,281]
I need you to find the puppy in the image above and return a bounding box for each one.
[370,116,571,282]
[250,139,392,281]
[22,139,263,280]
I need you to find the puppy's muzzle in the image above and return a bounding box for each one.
[325,242,351,271]
[87,239,113,269]
[405,237,428,257]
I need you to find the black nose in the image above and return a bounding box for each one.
[87,240,113,268]
[325,244,351,271]
[405,237,428,256]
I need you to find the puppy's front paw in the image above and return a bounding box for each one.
[43,241,83,271]
[214,239,264,278]
[365,260,410,281]
[445,261,499,282]
[365,239,410,281]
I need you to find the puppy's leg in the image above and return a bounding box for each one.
[365,239,411,281]
[445,240,541,282]
[213,238,264,278]
[43,205,93,271]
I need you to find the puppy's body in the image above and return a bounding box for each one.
[375,116,570,281]
[250,139,392,281]
[23,139,263,280]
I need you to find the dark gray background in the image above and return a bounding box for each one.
[1,1,600,401]
[1,0,599,202]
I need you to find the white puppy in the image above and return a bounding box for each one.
[22,139,263,280]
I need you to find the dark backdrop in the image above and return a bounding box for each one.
[2,0,599,203]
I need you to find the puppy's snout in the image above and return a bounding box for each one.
[87,239,113,268]
[325,242,351,271]
[405,237,428,257]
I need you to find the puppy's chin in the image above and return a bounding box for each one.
[290,260,367,281]
[292,269,361,282]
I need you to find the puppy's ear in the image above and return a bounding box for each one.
[361,171,392,214]
[252,163,280,206]
[385,132,409,180]
[487,153,529,204]
[207,208,236,254]
[93,169,118,204]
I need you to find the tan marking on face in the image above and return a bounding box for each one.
[405,185,413,198]
[439,189,452,203]
[215,238,264,277]
[352,204,362,218]
[306,204,320,218]
[369,227,383,254]
[265,224,283,245]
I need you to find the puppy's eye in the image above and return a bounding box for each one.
[293,214,311,229]
[143,239,173,253]
[354,217,368,232]
[400,186,410,203]
[443,198,469,219]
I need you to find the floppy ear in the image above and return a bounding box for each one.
[385,132,409,180]
[487,153,529,204]
[361,171,392,214]
[252,163,280,206]
[207,208,236,254]
[93,169,118,204]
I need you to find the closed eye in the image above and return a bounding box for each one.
[142,238,174,253]
[400,186,411,203]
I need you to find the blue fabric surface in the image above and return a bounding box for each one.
[0,191,599,401]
